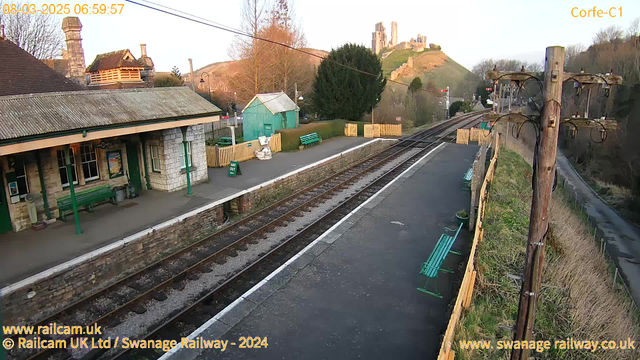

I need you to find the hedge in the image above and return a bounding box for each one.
[277,120,370,151]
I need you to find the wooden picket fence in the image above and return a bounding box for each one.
[344,123,358,137]
[363,124,401,138]
[437,134,500,360]
[206,133,281,167]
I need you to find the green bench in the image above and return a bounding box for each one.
[300,132,321,147]
[57,184,117,221]
[463,166,473,190]
[217,137,233,147]
[417,223,463,298]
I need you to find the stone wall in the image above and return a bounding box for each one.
[238,139,392,214]
[162,125,208,192]
[1,203,224,325]
[0,139,393,325]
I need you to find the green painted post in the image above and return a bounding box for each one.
[35,151,52,220]
[141,136,151,190]
[181,127,192,196]
[65,145,82,235]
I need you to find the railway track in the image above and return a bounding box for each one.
[8,112,483,360]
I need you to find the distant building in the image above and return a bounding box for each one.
[43,16,155,88]
[85,49,148,89]
[242,92,299,142]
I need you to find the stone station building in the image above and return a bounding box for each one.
[0,87,221,233]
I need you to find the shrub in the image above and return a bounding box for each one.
[277,120,370,151]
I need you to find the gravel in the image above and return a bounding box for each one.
[69,147,421,359]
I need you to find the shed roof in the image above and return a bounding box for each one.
[86,49,143,72]
[243,92,299,115]
[0,87,221,142]
[0,38,84,96]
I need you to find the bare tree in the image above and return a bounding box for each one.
[564,43,585,68]
[627,18,640,38]
[0,0,63,59]
[228,0,268,101]
[593,25,624,44]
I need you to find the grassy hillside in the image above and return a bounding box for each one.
[381,50,472,96]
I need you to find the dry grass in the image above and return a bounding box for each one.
[547,194,639,349]
[592,179,634,208]
[454,150,640,360]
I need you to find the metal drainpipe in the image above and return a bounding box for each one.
[35,151,52,220]
[65,145,82,235]
[181,127,192,196]
[141,135,151,190]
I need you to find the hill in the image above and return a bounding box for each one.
[381,50,473,97]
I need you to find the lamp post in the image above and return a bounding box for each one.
[199,72,212,102]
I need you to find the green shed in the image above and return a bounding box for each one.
[242,92,299,141]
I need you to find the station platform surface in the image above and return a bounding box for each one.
[0,137,371,287]
[184,143,479,360]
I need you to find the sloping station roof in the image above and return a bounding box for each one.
[86,49,144,72]
[0,87,221,142]
[243,92,299,114]
[0,37,84,96]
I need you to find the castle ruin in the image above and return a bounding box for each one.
[371,21,428,55]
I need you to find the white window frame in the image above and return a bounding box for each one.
[80,144,100,181]
[57,149,78,188]
[14,157,29,199]
[179,142,193,169]
[150,145,161,172]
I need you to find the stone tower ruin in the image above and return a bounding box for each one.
[61,17,86,85]
[390,21,398,47]
[371,22,387,55]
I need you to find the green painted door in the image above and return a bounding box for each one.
[0,174,13,233]
[264,124,273,137]
[126,143,143,193]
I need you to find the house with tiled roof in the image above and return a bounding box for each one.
[42,17,155,88]
[86,49,149,89]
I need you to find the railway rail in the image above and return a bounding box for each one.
[7,112,484,360]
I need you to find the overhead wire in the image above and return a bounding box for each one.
[125,0,441,94]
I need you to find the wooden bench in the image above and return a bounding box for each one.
[300,132,321,147]
[57,184,117,221]
[217,137,233,147]
[463,166,473,190]
[417,223,463,298]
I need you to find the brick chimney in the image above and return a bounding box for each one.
[140,44,147,57]
[61,17,86,85]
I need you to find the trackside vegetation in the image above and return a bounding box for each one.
[453,150,640,360]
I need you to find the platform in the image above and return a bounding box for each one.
[0,137,372,287]
[169,143,479,360]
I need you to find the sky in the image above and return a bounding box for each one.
[20,0,640,73]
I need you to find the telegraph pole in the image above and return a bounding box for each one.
[188,58,195,92]
[510,46,565,360]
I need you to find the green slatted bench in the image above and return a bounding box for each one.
[463,166,473,190]
[57,184,117,221]
[417,223,463,298]
[300,133,321,147]
[217,137,233,147]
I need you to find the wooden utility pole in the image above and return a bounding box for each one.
[485,50,622,360]
[188,58,195,92]
[510,46,565,360]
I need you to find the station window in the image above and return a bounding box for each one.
[80,144,100,181]
[179,142,192,169]
[14,157,29,199]
[150,145,161,172]
[57,149,78,188]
